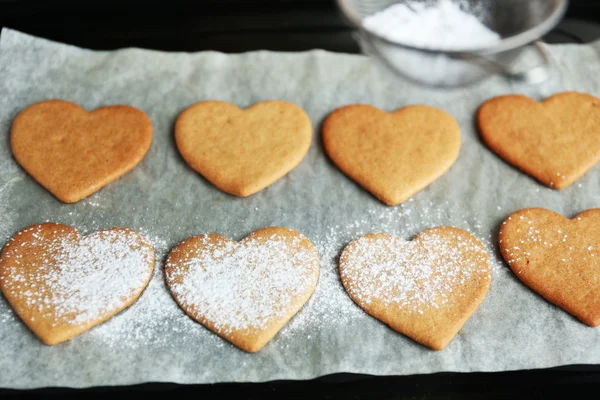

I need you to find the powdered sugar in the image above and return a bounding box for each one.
[280,199,503,339]
[501,212,599,269]
[0,197,502,349]
[363,0,500,51]
[339,231,490,313]
[165,233,319,334]
[360,0,502,86]
[1,225,154,325]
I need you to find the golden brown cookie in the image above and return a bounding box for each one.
[339,227,490,350]
[499,208,600,326]
[322,104,461,206]
[165,227,319,352]
[175,100,312,197]
[11,99,152,203]
[478,91,600,189]
[0,223,155,345]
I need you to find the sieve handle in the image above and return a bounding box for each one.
[476,41,551,84]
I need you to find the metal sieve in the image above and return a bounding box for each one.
[336,0,569,87]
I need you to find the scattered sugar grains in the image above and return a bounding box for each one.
[87,229,188,348]
[283,199,502,339]
[503,214,597,268]
[1,225,153,326]
[0,197,502,347]
[340,234,489,313]
[166,234,319,334]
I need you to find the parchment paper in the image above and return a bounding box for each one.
[2,28,600,389]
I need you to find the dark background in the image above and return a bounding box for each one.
[1,0,600,51]
[2,0,600,398]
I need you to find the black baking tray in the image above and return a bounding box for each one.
[1,0,600,397]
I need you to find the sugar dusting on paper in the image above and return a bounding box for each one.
[12,197,501,349]
[4,27,599,387]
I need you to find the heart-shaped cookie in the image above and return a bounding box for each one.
[175,100,312,197]
[499,208,600,326]
[478,91,600,189]
[165,227,319,352]
[339,227,490,350]
[11,100,152,203]
[0,223,154,345]
[322,104,461,206]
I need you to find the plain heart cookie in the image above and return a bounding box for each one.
[175,100,312,197]
[478,91,600,189]
[499,208,600,326]
[165,227,319,352]
[322,104,461,206]
[339,227,490,350]
[11,99,153,203]
[0,223,154,345]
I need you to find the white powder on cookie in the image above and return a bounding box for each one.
[281,199,502,342]
[502,213,598,268]
[1,225,153,325]
[363,0,500,51]
[340,232,490,313]
[166,234,319,334]
[22,198,501,348]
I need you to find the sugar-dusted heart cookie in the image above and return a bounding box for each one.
[322,104,461,206]
[339,227,490,350]
[499,208,600,326]
[165,227,319,352]
[478,91,600,189]
[175,100,312,197]
[11,99,152,203]
[0,223,154,345]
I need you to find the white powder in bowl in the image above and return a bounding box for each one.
[360,0,503,87]
[363,0,500,51]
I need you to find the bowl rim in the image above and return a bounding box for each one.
[335,0,569,55]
